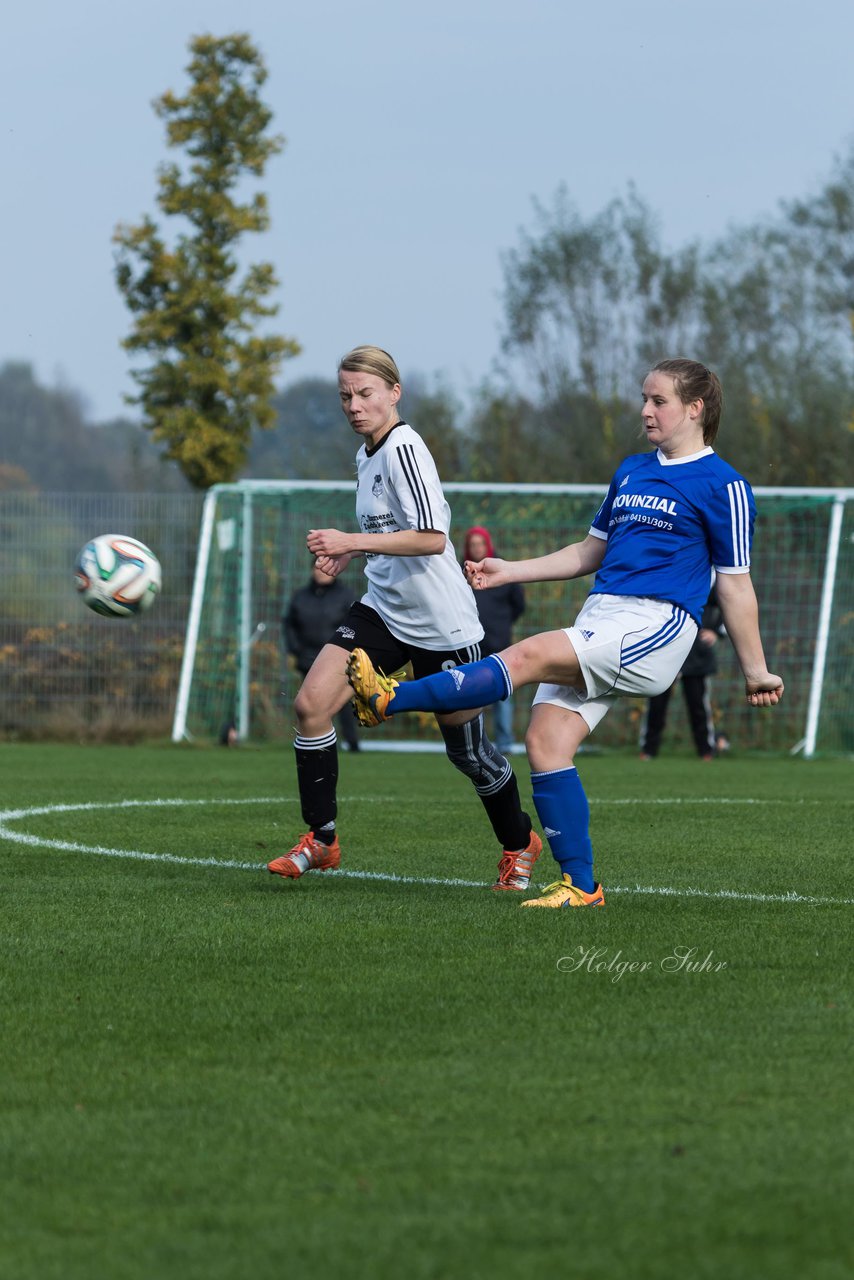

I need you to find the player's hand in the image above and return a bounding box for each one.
[465,557,509,590]
[745,674,784,706]
[307,528,353,558]
[313,552,351,578]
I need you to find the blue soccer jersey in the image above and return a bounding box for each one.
[588,447,755,624]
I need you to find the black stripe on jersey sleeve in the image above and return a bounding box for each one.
[396,442,435,529]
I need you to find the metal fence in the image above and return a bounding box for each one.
[2,485,853,755]
[0,493,203,740]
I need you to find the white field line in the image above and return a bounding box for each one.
[0,797,851,907]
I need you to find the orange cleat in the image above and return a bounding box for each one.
[493,830,543,891]
[267,832,341,879]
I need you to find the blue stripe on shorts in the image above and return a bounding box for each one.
[621,605,689,668]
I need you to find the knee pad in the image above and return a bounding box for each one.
[440,714,512,796]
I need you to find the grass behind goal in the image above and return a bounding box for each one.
[1,743,851,1280]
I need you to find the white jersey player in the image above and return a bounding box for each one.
[346,359,784,908]
[354,421,481,650]
[267,345,542,891]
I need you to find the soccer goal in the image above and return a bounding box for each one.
[172,481,854,757]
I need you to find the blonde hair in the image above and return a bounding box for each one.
[338,345,401,388]
[650,358,723,446]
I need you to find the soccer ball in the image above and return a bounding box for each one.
[74,534,162,618]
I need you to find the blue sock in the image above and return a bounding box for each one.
[530,767,595,893]
[389,654,512,715]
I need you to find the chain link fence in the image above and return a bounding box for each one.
[0,493,203,740]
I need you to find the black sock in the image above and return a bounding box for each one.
[294,730,338,836]
[439,718,531,851]
[480,773,532,851]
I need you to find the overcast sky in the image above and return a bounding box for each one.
[2,0,852,421]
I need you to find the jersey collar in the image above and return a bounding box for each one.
[364,420,405,457]
[655,446,714,466]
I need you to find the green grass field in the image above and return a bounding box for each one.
[1,742,851,1280]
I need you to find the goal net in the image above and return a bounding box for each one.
[172,482,854,757]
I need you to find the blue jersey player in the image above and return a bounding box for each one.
[347,359,784,908]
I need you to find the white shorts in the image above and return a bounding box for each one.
[532,594,698,732]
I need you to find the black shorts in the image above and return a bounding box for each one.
[328,601,482,678]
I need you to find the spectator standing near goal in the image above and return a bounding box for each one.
[640,582,726,761]
[463,526,526,755]
[282,560,361,753]
[347,359,784,908]
[267,345,541,889]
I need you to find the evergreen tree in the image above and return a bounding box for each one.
[114,33,299,489]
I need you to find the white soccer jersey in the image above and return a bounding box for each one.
[355,422,483,650]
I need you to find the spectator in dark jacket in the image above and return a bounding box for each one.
[463,527,526,753]
[283,563,360,750]
[640,583,726,760]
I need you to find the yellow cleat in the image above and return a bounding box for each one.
[346,648,399,726]
[520,873,606,909]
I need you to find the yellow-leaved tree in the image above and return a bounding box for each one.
[114,33,299,489]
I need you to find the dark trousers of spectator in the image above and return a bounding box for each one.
[642,675,716,759]
[336,707,360,751]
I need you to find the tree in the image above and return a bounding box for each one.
[244,372,470,482]
[696,146,854,485]
[246,378,353,480]
[114,33,299,489]
[497,158,854,487]
[0,362,190,493]
[500,185,701,406]
[400,372,468,479]
[0,463,36,492]
[466,383,639,485]
[697,224,854,485]
[784,142,854,327]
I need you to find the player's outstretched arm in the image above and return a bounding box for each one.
[716,572,784,706]
[466,534,606,590]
